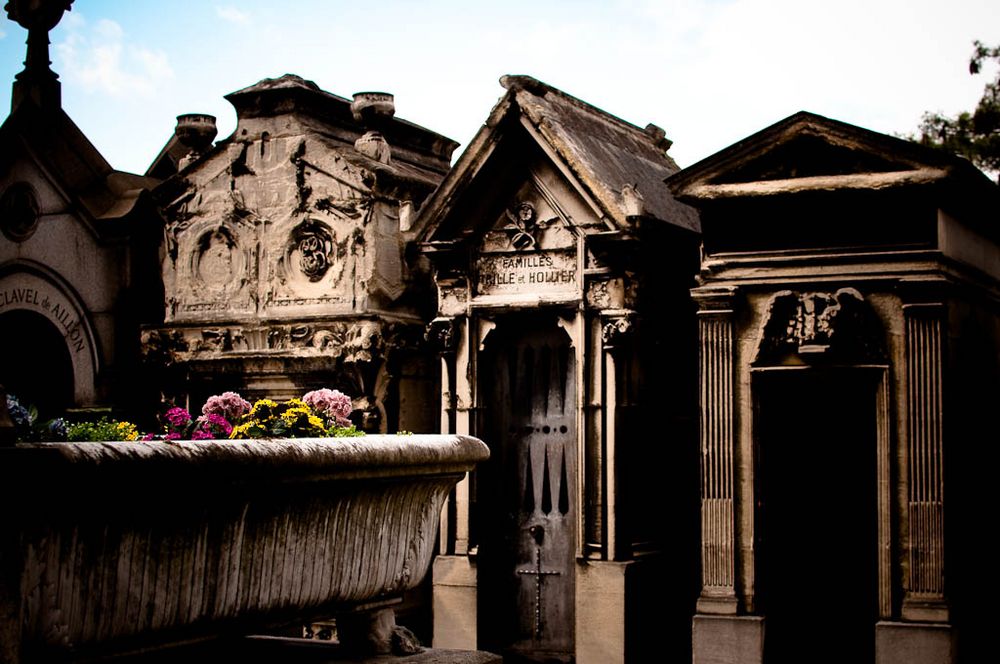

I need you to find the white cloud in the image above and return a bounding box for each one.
[215,6,250,25]
[53,15,174,98]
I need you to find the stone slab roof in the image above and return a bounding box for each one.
[417,75,699,243]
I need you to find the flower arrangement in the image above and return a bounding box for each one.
[68,418,140,442]
[5,388,361,443]
[5,393,68,442]
[143,389,361,441]
[144,406,235,441]
[230,390,362,439]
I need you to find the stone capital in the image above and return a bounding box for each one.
[691,286,739,316]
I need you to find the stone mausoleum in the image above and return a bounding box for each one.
[668,111,999,664]
[415,75,701,663]
[141,75,458,433]
[0,0,162,420]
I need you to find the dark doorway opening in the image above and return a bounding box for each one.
[756,369,878,664]
[477,314,577,663]
[0,309,74,419]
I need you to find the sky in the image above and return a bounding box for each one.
[1,0,998,175]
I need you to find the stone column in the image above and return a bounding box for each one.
[901,299,948,622]
[430,316,479,650]
[426,317,458,553]
[601,314,634,562]
[692,288,738,614]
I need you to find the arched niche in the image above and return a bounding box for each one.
[0,264,99,406]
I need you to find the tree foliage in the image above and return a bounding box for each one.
[916,41,1000,182]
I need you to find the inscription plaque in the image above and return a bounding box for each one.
[475,251,577,297]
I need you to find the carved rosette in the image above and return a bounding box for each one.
[288,219,335,283]
[754,288,885,365]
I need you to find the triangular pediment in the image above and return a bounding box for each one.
[416,75,698,252]
[668,111,978,202]
[416,116,597,251]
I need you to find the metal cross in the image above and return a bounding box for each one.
[517,546,561,639]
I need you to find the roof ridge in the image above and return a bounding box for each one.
[500,74,666,145]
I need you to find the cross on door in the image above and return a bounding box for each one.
[516,525,561,639]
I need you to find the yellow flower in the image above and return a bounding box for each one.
[230,422,253,439]
[116,421,139,441]
[249,399,278,421]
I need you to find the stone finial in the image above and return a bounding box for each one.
[5,0,74,110]
[174,113,217,170]
[351,92,394,164]
[644,123,673,152]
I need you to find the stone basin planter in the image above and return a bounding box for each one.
[0,435,488,662]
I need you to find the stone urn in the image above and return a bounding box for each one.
[174,113,218,159]
[0,435,488,662]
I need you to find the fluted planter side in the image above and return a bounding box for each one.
[0,435,488,660]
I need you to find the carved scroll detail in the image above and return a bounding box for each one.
[601,316,634,350]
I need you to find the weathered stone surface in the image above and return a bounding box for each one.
[692,616,763,664]
[0,435,488,661]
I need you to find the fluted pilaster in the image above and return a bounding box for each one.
[693,288,738,613]
[902,301,948,621]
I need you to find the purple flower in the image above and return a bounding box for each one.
[202,392,252,422]
[165,407,192,428]
[303,388,353,427]
[194,413,233,439]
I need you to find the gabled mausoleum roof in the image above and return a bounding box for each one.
[417,74,699,244]
[0,100,158,232]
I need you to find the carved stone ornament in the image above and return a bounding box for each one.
[601,316,635,350]
[289,220,334,282]
[754,288,886,365]
[194,226,240,291]
[141,320,424,366]
[425,317,457,354]
[504,201,555,251]
[0,182,40,242]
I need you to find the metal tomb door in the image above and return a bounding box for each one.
[480,319,577,662]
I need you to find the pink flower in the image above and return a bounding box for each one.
[165,407,192,428]
[194,413,233,439]
[303,388,353,427]
[202,392,252,422]
[164,432,182,441]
